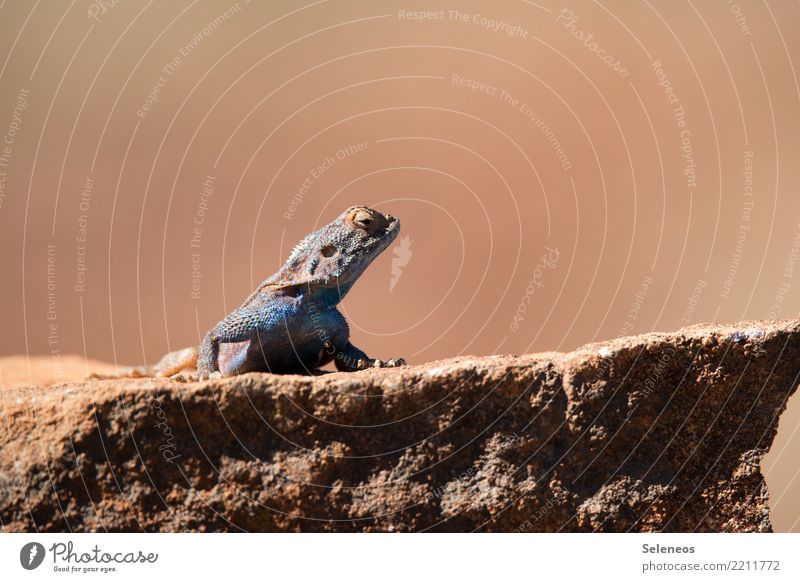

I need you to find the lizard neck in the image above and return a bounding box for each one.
[301,281,354,310]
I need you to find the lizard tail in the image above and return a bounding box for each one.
[88,346,199,379]
[151,346,200,376]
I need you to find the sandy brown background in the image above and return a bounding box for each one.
[0,0,799,530]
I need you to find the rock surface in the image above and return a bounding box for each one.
[2,320,799,532]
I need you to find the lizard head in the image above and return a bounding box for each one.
[279,206,400,299]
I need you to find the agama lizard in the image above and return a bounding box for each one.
[103,206,405,380]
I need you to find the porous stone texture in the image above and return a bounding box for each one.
[2,320,799,532]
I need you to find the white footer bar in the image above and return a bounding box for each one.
[0,533,796,581]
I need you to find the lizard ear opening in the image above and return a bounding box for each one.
[320,244,337,258]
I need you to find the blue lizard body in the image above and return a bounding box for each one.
[196,206,404,376]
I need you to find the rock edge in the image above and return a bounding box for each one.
[2,320,799,532]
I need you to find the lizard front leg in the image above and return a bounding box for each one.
[333,341,406,372]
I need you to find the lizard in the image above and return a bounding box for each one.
[99,206,405,380]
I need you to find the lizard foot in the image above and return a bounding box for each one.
[357,357,407,370]
[169,372,198,383]
[170,371,222,382]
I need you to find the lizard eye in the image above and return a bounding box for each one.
[349,209,374,230]
[320,244,337,258]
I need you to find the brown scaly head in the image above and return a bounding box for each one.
[268,206,400,302]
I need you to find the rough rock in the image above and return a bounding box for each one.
[1,320,799,532]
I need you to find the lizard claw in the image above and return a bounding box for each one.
[355,357,407,370]
[170,370,221,382]
[170,372,199,383]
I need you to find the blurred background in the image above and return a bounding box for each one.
[0,0,799,529]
